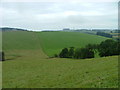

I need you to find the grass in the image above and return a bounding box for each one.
[3,52,118,88]
[39,31,109,56]
[2,31,118,88]
[3,31,42,50]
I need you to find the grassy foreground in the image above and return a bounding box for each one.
[3,53,118,88]
[2,31,118,88]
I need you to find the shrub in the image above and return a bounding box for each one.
[54,54,58,57]
[0,52,5,61]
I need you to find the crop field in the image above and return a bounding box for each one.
[2,31,118,88]
[39,31,109,56]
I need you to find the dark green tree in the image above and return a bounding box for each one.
[74,48,94,59]
[96,32,112,38]
[85,44,98,50]
[79,48,94,59]
[59,48,69,58]
[68,47,74,58]
[98,39,119,57]
[74,48,81,59]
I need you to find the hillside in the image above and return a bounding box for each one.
[3,31,42,50]
[0,27,27,32]
[2,31,47,60]
[2,31,118,88]
[39,31,109,56]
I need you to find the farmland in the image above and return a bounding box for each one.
[2,31,118,88]
[39,31,109,56]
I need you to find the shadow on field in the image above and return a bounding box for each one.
[6,55,22,61]
[47,57,96,61]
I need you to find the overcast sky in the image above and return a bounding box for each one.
[0,1,118,31]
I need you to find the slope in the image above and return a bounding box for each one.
[39,31,109,56]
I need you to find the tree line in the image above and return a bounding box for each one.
[54,39,120,59]
[96,32,112,38]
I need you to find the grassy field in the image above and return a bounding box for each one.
[3,31,42,50]
[2,31,118,88]
[3,54,118,88]
[2,31,47,61]
[39,31,109,56]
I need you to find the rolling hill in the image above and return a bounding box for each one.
[38,31,109,56]
[0,27,27,32]
[2,31,118,88]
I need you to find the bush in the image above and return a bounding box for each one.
[0,52,5,61]
[54,54,58,57]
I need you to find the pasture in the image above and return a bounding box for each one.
[2,31,118,88]
[39,31,109,56]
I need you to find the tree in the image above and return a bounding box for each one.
[74,48,94,59]
[59,48,69,58]
[85,44,98,53]
[85,44,98,50]
[96,32,112,38]
[113,41,120,55]
[80,48,94,59]
[74,48,81,59]
[68,47,74,58]
[98,39,119,57]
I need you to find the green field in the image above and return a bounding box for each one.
[2,31,118,88]
[39,32,109,56]
[3,31,42,50]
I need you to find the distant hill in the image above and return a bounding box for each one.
[0,27,28,31]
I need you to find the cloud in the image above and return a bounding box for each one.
[1,0,119,2]
[0,2,118,30]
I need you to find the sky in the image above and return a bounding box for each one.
[0,0,119,31]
